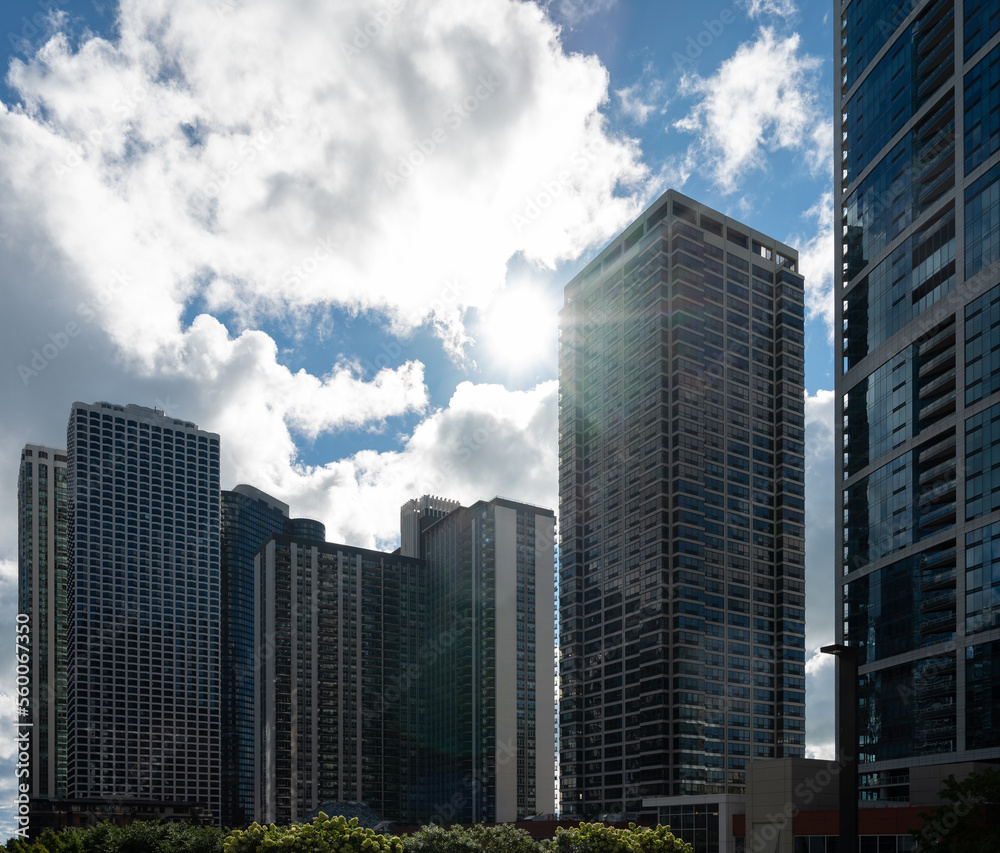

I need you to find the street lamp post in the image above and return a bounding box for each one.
[821,644,858,853]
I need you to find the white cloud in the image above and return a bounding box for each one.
[805,648,836,760]
[803,391,836,758]
[674,27,830,193]
[803,388,836,761]
[789,192,836,342]
[615,66,668,126]
[741,0,798,18]
[1,0,651,368]
[222,379,558,550]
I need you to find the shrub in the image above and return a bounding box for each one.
[546,822,691,853]
[223,814,403,853]
[6,822,225,853]
[402,823,541,853]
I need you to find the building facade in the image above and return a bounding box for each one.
[220,485,294,828]
[836,0,1000,802]
[418,497,556,823]
[17,444,69,800]
[558,190,807,821]
[399,494,461,559]
[253,534,422,825]
[65,402,221,820]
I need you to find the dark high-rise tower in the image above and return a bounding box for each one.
[418,497,556,823]
[17,444,69,800]
[220,485,293,828]
[65,402,221,819]
[253,533,421,825]
[836,0,1000,802]
[558,189,807,822]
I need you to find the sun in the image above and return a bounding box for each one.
[479,284,558,372]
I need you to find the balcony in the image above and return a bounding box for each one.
[918,346,955,379]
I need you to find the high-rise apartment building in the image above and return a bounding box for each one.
[221,485,294,828]
[254,532,421,825]
[836,0,1000,802]
[399,494,461,558]
[17,444,69,800]
[558,190,807,823]
[418,497,556,823]
[65,402,221,819]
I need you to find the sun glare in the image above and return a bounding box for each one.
[481,285,557,371]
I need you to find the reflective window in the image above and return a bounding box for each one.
[844,454,915,569]
[965,162,1000,278]
[858,655,956,762]
[965,522,1000,634]
[965,41,1000,173]
[844,351,915,476]
[966,401,1000,519]
[843,0,919,90]
[845,137,913,280]
[967,639,1000,749]
[845,542,956,665]
[965,0,1000,60]
[965,281,1000,404]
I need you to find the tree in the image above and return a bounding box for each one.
[911,767,1000,852]
[547,822,691,853]
[224,814,403,853]
[402,823,541,853]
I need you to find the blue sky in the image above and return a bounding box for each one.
[0,0,838,834]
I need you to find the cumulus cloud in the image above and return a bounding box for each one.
[790,192,836,342]
[804,389,836,757]
[1,0,651,368]
[0,5,631,824]
[674,27,829,193]
[223,380,559,550]
[805,647,836,760]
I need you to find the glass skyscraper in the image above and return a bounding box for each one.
[220,485,294,828]
[17,444,69,800]
[65,402,221,819]
[558,189,807,822]
[836,0,1000,801]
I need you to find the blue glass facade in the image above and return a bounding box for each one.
[965,0,1000,58]
[559,191,806,819]
[964,281,1000,402]
[965,162,1000,276]
[966,639,1000,748]
[220,486,292,828]
[837,0,1000,802]
[964,41,1000,171]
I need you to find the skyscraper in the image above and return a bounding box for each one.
[254,532,421,825]
[558,190,807,822]
[418,497,556,823]
[836,0,1000,802]
[253,494,555,826]
[65,402,221,819]
[221,485,293,828]
[17,444,69,800]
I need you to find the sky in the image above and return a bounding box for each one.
[0,0,838,833]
